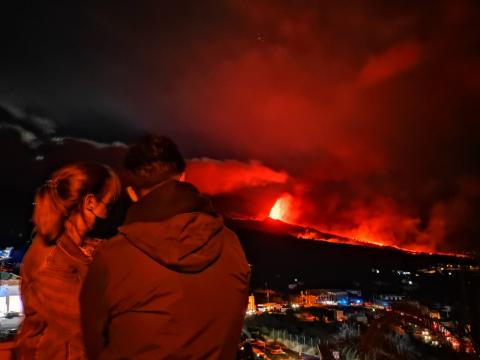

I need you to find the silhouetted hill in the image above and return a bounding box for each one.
[225,218,476,291]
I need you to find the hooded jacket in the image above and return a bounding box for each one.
[80,180,250,360]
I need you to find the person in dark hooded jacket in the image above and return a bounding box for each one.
[80,135,251,359]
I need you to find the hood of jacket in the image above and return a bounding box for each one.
[119,180,224,273]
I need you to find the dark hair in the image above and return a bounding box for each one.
[124,135,186,189]
[33,162,121,243]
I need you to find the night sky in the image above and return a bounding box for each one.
[1,1,479,253]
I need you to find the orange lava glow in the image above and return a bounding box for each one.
[269,194,293,222]
[295,228,468,258]
[264,196,467,258]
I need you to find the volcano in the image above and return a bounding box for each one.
[224,217,477,291]
[229,217,469,257]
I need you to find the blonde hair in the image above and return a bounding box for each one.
[33,162,121,243]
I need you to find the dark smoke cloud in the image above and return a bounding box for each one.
[0,1,479,251]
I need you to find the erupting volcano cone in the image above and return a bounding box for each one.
[269,193,293,222]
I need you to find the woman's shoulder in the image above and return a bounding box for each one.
[21,235,54,276]
[24,235,52,258]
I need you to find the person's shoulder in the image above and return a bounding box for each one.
[221,224,241,243]
[97,232,129,250]
[220,225,249,262]
[91,232,136,265]
[21,235,53,273]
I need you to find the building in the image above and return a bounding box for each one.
[374,294,405,308]
[0,272,22,316]
[308,289,362,306]
[248,294,256,312]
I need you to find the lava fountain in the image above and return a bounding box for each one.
[269,193,294,222]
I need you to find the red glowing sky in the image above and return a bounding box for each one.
[1,0,480,253]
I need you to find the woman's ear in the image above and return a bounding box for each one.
[83,193,96,211]
[126,186,139,203]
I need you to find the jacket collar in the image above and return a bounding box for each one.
[124,180,215,225]
[55,221,100,264]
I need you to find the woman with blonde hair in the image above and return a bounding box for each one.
[15,161,121,359]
